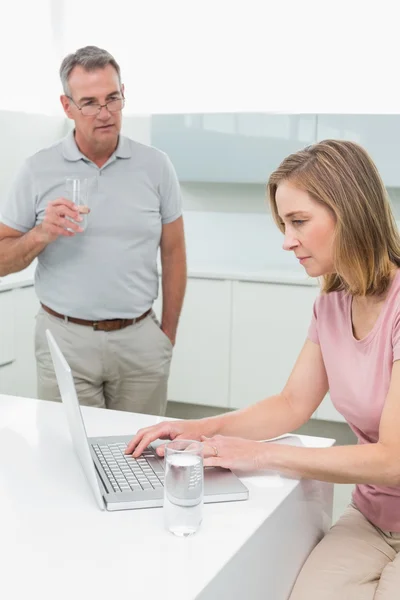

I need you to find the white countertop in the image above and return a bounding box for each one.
[0,394,334,600]
[184,264,317,286]
[0,261,36,292]
[0,259,316,292]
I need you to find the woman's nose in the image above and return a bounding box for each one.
[282,232,299,251]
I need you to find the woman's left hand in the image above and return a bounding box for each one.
[201,434,264,471]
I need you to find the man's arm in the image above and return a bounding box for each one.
[0,224,47,276]
[0,200,83,276]
[159,216,187,345]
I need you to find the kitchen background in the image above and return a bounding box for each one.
[2,111,398,519]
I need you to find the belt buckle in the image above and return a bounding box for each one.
[93,321,99,331]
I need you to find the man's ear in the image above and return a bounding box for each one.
[60,95,74,119]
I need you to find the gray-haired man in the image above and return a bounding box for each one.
[0,46,187,415]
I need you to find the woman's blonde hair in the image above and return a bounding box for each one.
[267,139,400,296]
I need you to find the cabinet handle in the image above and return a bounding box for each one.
[0,359,15,368]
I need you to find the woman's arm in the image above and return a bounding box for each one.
[204,359,400,488]
[211,338,329,440]
[126,338,329,456]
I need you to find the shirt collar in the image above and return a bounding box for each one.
[61,130,131,162]
[114,134,131,159]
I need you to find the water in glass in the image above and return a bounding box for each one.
[164,447,204,537]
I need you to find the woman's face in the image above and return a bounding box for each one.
[275,181,336,277]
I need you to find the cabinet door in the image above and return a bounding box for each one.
[230,281,319,410]
[316,115,400,188]
[0,289,16,367]
[13,285,40,398]
[151,113,317,183]
[0,361,18,396]
[154,277,232,407]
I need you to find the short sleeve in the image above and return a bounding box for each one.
[392,311,400,362]
[0,160,37,232]
[307,296,320,345]
[158,153,182,225]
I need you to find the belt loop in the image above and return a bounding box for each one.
[64,315,68,323]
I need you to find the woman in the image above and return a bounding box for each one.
[126,140,400,599]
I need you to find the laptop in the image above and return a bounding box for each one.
[46,329,249,511]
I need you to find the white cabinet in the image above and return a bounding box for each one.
[0,289,16,366]
[13,285,40,398]
[0,289,16,395]
[229,281,319,410]
[151,113,317,183]
[0,284,39,399]
[154,276,346,421]
[153,277,232,407]
[316,115,400,188]
[0,361,18,396]
[229,280,346,422]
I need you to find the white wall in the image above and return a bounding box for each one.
[0,111,68,202]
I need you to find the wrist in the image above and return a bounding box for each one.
[205,414,226,437]
[161,323,176,343]
[33,224,50,246]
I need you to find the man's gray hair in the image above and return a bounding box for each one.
[59,45,122,96]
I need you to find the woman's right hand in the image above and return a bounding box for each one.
[124,418,216,458]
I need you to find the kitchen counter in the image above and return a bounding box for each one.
[185,264,317,286]
[0,261,37,292]
[0,260,318,293]
[0,394,334,600]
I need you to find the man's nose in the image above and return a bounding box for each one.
[97,105,111,119]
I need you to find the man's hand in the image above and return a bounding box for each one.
[161,325,176,346]
[36,198,88,244]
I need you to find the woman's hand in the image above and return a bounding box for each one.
[125,418,216,458]
[201,434,265,471]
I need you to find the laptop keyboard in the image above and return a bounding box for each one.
[92,442,164,494]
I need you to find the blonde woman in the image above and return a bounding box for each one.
[126,140,400,599]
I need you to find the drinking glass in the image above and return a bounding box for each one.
[164,440,204,537]
[65,177,90,231]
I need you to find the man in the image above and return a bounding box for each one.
[0,46,187,416]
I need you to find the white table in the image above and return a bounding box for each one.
[0,395,334,600]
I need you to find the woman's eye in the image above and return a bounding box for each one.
[292,220,305,225]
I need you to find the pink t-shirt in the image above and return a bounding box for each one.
[308,269,400,532]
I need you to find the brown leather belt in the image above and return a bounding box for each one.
[41,304,151,332]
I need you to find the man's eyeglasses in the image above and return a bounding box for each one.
[67,96,125,116]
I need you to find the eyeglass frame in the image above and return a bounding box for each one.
[66,94,125,116]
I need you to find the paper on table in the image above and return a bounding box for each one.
[261,434,305,447]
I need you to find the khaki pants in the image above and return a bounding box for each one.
[289,502,400,600]
[35,307,173,415]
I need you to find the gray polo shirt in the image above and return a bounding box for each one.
[0,131,182,319]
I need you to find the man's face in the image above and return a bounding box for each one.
[61,64,124,153]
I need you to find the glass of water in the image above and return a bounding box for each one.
[164,439,204,537]
[65,177,90,231]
